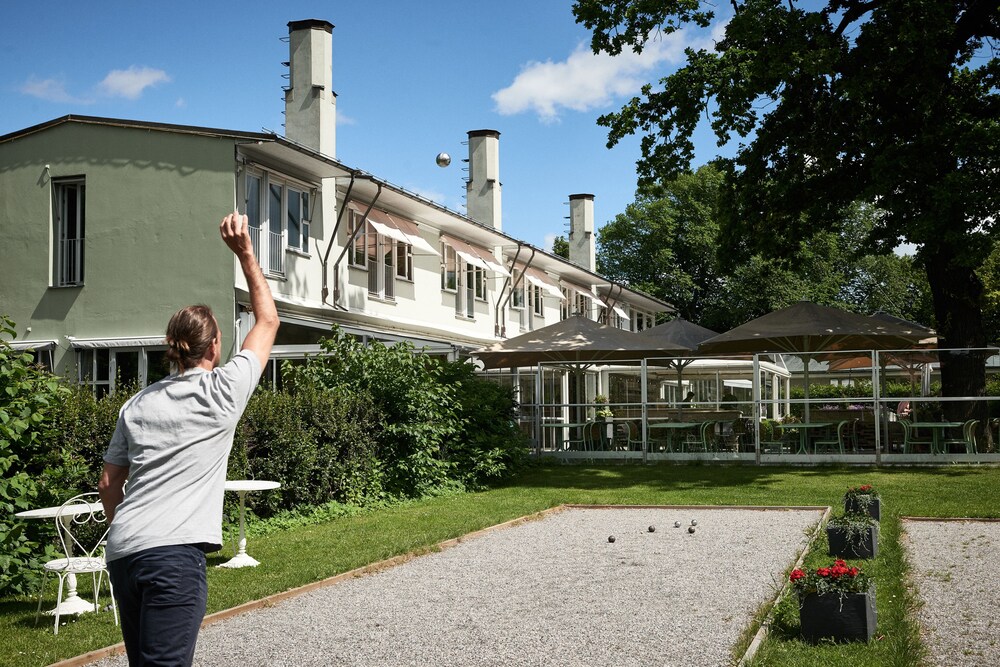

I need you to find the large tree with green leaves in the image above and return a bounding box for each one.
[574,0,999,406]
[597,165,932,330]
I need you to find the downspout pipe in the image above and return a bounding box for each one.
[321,172,357,306]
[494,243,533,338]
[326,183,382,308]
[601,282,625,325]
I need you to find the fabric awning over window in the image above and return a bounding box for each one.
[385,214,439,255]
[609,304,629,320]
[347,201,439,255]
[441,235,511,276]
[518,266,565,300]
[565,283,599,302]
[7,340,57,351]
[67,336,166,348]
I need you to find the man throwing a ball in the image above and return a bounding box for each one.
[98,212,279,665]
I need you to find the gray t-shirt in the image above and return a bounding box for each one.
[103,350,261,562]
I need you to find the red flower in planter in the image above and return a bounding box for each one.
[790,560,872,598]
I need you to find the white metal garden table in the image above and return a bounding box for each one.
[218,480,281,569]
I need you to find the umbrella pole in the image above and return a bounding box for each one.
[676,365,684,419]
[803,354,811,423]
[753,355,761,465]
[641,358,648,464]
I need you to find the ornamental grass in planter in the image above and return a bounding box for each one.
[844,484,881,521]
[790,560,877,643]
[827,512,879,559]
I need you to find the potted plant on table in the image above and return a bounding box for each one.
[844,484,881,520]
[790,560,877,643]
[827,512,879,559]
[594,394,614,420]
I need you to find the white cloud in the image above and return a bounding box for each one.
[20,76,90,104]
[175,97,186,108]
[336,112,357,126]
[97,66,170,100]
[543,233,557,250]
[493,22,725,122]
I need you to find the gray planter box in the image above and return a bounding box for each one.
[845,496,881,521]
[799,588,877,643]
[827,523,879,559]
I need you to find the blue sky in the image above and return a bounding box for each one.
[0,1,729,250]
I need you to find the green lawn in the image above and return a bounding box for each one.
[3,464,997,667]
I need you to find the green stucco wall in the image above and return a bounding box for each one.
[0,121,241,376]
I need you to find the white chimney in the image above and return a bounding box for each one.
[568,193,595,272]
[466,129,501,230]
[285,19,336,157]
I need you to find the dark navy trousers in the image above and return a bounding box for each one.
[107,545,208,667]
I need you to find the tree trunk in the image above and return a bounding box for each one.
[923,246,989,439]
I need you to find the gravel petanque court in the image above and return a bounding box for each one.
[903,520,1000,667]
[91,507,823,667]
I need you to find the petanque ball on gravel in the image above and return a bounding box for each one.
[691,519,698,527]
[608,535,616,543]
[688,526,696,534]
[648,525,656,533]
[674,521,681,528]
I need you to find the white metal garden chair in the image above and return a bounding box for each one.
[35,492,118,634]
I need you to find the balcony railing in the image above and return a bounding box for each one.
[248,225,261,264]
[268,231,284,276]
[58,238,84,286]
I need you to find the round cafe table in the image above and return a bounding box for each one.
[218,480,280,569]
[15,501,105,616]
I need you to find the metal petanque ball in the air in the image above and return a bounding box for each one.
[608,535,616,543]
[688,526,696,534]
[648,525,655,533]
[435,152,451,167]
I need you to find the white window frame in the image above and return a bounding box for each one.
[531,284,544,318]
[77,347,169,397]
[285,186,311,255]
[53,178,85,287]
[510,269,525,311]
[367,231,397,301]
[441,243,458,292]
[395,241,413,281]
[348,209,369,269]
[631,308,654,332]
[473,264,487,302]
[244,169,315,276]
[246,173,263,265]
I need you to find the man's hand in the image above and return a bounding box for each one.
[220,212,255,260]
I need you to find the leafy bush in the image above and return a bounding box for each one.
[0,316,71,594]
[231,386,382,515]
[39,383,132,506]
[437,360,529,488]
[285,328,461,498]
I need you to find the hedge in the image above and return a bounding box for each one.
[0,320,529,595]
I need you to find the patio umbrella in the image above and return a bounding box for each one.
[639,318,718,413]
[472,314,689,370]
[820,313,937,392]
[698,301,924,420]
[639,318,718,351]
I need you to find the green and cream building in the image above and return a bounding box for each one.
[0,19,668,394]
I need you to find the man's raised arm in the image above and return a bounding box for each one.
[220,212,279,368]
